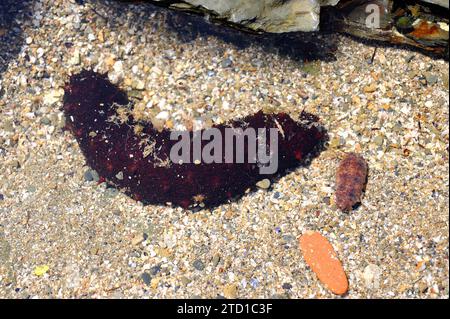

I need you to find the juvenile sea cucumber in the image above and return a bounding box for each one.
[63,70,327,209]
[335,153,368,212]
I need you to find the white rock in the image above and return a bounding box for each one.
[156,111,170,120]
[133,80,145,90]
[19,75,28,87]
[108,61,125,84]
[363,264,382,290]
[43,89,63,105]
[113,60,124,73]
[69,49,80,65]
[37,47,44,58]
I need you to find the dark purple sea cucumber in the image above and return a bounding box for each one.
[63,70,327,209]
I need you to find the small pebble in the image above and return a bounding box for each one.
[363,264,382,290]
[115,171,124,180]
[150,265,161,276]
[223,284,237,299]
[37,48,44,58]
[156,111,169,121]
[105,188,119,198]
[251,59,263,67]
[163,49,176,59]
[69,49,80,65]
[221,58,233,68]
[373,135,384,146]
[363,83,377,93]
[40,117,51,125]
[141,272,151,286]
[27,186,37,193]
[84,169,99,182]
[405,53,414,63]
[249,278,259,288]
[180,276,191,286]
[256,179,271,189]
[282,283,292,290]
[131,233,145,246]
[132,80,145,90]
[426,74,438,86]
[211,254,220,267]
[193,259,205,271]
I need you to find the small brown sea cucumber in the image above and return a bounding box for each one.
[63,70,327,209]
[335,152,368,212]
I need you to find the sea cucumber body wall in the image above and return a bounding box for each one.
[63,70,326,209]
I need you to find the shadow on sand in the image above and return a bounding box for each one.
[0,0,33,80]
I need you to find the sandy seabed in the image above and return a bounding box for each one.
[0,0,448,298]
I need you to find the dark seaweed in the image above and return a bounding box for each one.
[63,70,327,209]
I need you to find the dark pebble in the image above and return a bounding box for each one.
[0,194,3,201]
[282,283,293,290]
[193,259,205,271]
[282,235,295,242]
[322,196,331,205]
[84,170,93,181]
[221,58,233,68]
[150,265,161,276]
[405,54,414,63]
[141,272,151,286]
[251,59,263,68]
[40,117,51,125]
[84,169,99,182]
[426,74,438,86]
